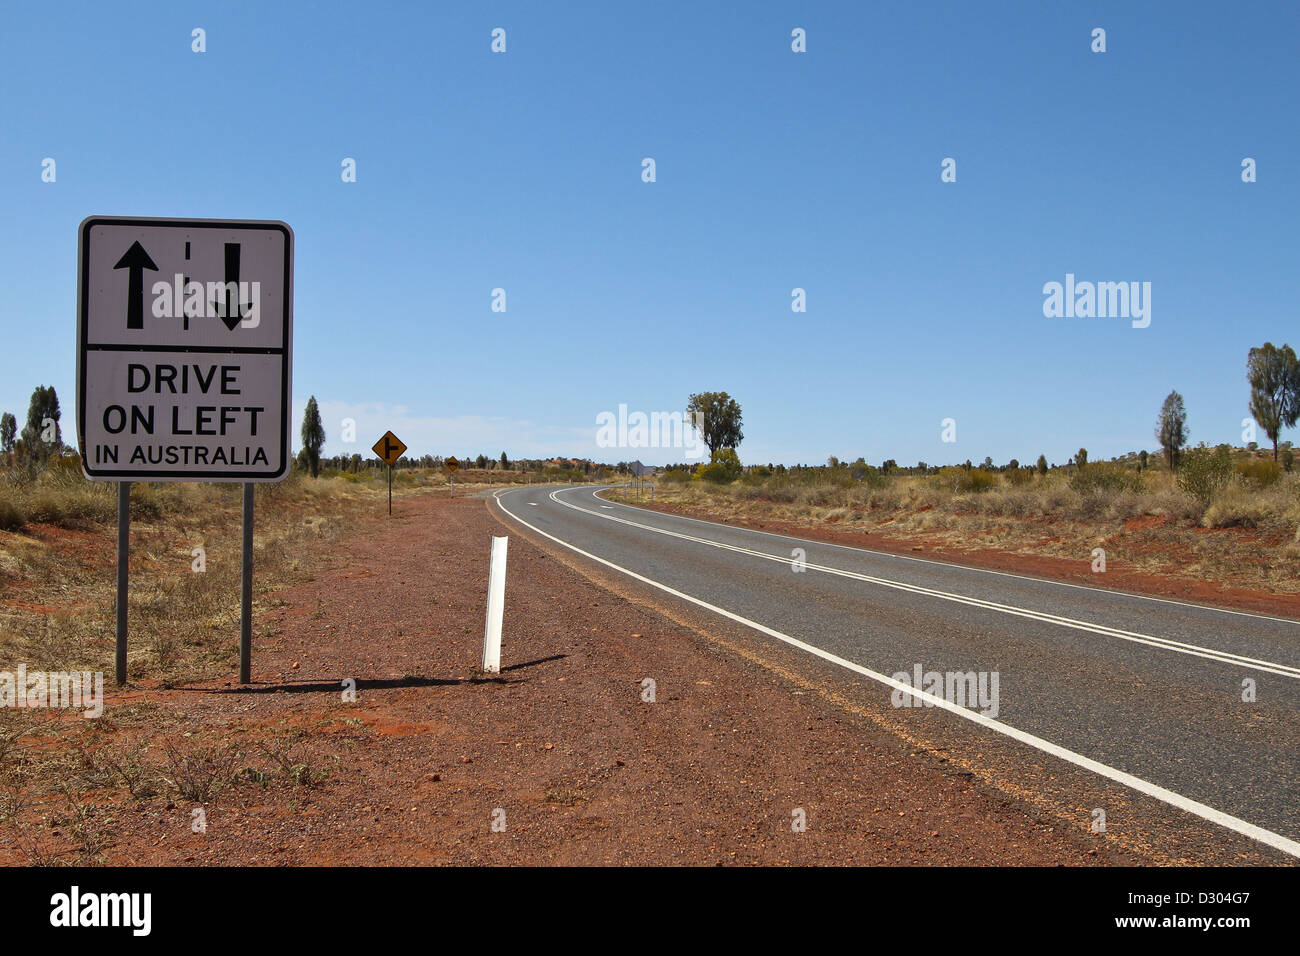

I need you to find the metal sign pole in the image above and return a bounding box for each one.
[239,483,254,684]
[388,465,393,515]
[115,481,130,685]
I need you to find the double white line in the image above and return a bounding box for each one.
[550,489,1300,680]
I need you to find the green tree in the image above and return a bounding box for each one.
[475,453,488,469]
[0,412,15,456]
[1036,454,1048,475]
[1155,390,1188,471]
[21,385,62,466]
[1246,342,1300,461]
[300,396,325,478]
[1075,448,1088,469]
[499,451,509,470]
[1139,449,1149,470]
[687,391,743,454]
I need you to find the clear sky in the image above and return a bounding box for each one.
[2,1,1296,467]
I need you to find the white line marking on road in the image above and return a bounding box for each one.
[590,487,1300,626]
[492,487,1300,859]
[552,489,1300,679]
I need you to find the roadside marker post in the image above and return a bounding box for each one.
[446,456,459,496]
[371,431,407,516]
[482,536,508,674]
[77,217,294,686]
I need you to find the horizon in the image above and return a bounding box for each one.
[3,1,1297,468]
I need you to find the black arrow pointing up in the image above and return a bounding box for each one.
[113,241,158,330]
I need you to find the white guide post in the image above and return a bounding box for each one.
[482,536,508,674]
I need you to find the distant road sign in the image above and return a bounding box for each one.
[77,216,293,482]
[445,456,460,472]
[372,431,407,467]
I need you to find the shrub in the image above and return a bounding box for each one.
[934,466,999,494]
[0,498,22,530]
[1177,445,1234,504]
[1069,462,1143,494]
[1236,458,1282,488]
[694,448,742,484]
[1005,468,1034,486]
[1202,487,1278,529]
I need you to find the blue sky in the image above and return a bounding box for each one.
[2,1,1296,467]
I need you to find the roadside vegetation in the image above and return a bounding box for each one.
[609,360,1300,596]
[615,451,1300,594]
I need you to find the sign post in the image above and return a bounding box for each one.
[445,456,459,496]
[115,481,130,685]
[77,217,294,684]
[371,431,407,515]
[240,483,254,683]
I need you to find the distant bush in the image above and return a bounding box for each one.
[934,467,999,494]
[858,466,891,490]
[695,463,732,483]
[1069,462,1143,494]
[1004,468,1034,487]
[1177,445,1234,505]
[694,448,742,484]
[1235,458,1282,488]
[660,468,692,484]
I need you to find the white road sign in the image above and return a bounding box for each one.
[77,216,293,481]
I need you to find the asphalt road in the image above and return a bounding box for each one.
[494,483,1300,859]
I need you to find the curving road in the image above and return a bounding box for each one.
[493,483,1300,859]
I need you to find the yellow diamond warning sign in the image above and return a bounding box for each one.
[372,431,407,467]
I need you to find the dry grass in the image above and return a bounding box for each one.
[0,467,409,686]
[0,462,405,863]
[622,467,1300,595]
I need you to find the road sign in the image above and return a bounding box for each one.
[77,216,293,482]
[372,431,407,467]
[445,456,460,472]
